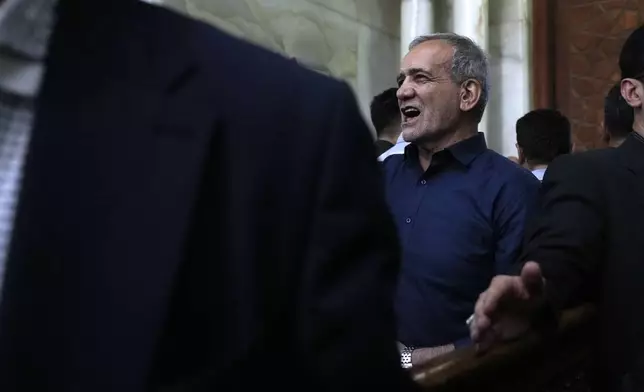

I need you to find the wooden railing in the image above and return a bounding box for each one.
[410,304,596,392]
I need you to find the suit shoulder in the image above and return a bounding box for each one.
[548,148,618,176]
[557,148,616,164]
[540,149,620,195]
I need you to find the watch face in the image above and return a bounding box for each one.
[401,348,413,369]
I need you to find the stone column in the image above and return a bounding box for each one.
[400,0,435,58]
[452,0,489,138]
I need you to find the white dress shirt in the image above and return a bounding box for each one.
[377,133,409,162]
[531,167,546,181]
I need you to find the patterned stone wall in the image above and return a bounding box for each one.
[557,0,643,150]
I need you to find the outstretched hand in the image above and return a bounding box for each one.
[470,261,545,352]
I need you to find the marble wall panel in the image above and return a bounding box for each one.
[487,0,531,156]
[161,0,401,133]
[430,0,531,156]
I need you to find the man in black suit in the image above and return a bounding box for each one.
[0,0,415,391]
[470,25,644,391]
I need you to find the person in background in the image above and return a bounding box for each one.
[515,109,572,181]
[378,132,409,161]
[371,87,402,156]
[471,24,644,391]
[603,81,634,147]
[0,0,416,390]
[383,32,540,369]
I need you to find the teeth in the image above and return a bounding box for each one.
[402,107,420,117]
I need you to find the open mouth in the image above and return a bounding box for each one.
[401,106,421,120]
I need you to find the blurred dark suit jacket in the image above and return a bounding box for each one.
[0,1,414,391]
[524,134,644,391]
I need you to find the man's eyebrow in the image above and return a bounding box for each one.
[397,68,430,83]
[407,68,429,75]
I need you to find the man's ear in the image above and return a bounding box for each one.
[459,79,482,113]
[516,145,525,165]
[621,78,643,110]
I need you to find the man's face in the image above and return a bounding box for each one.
[396,40,461,144]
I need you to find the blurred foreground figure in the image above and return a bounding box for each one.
[0,0,414,391]
[471,24,644,392]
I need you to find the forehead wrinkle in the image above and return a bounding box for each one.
[402,52,452,75]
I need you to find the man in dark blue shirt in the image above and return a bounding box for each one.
[384,32,540,369]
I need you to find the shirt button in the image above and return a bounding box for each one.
[420,179,427,185]
[405,217,412,224]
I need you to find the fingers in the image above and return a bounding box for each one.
[471,262,545,352]
[476,327,498,353]
[471,276,513,343]
[521,261,544,297]
[470,291,498,351]
[477,275,513,317]
[470,293,487,342]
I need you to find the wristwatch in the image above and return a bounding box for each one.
[400,345,415,369]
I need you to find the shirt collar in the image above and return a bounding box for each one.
[404,132,488,167]
[0,0,57,61]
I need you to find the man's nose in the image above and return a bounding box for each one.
[397,83,414,100]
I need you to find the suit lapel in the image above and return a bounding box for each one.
[0,1,218,389]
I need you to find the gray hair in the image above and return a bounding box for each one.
[409,33,490,122]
